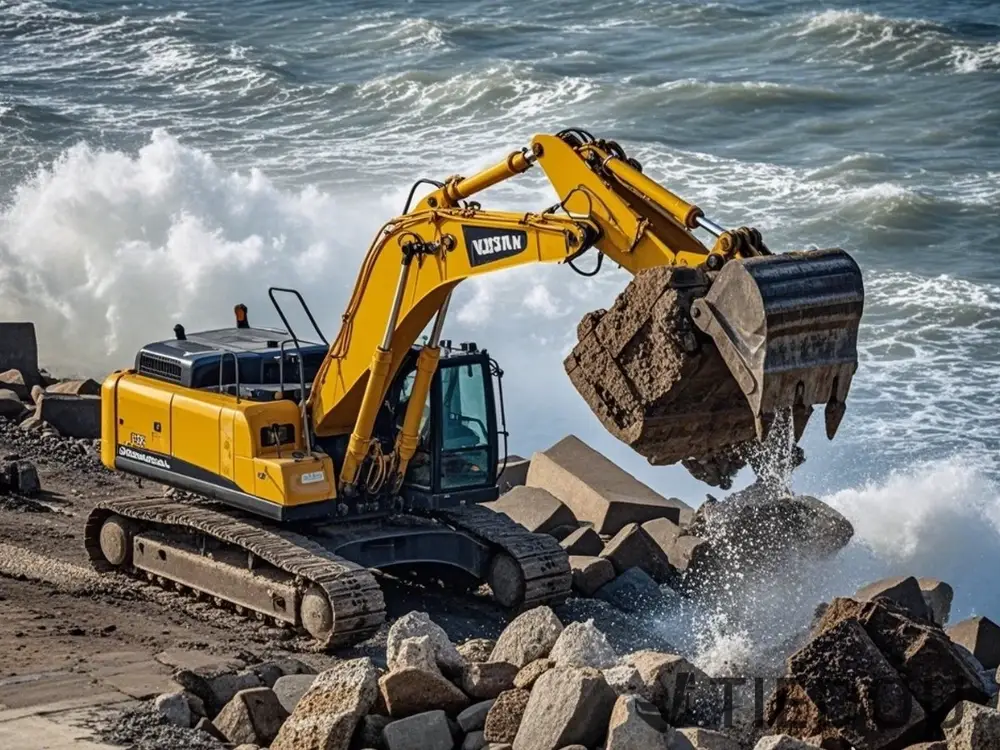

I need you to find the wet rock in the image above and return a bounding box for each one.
[36,393,101,439]
[817,597,989,719]
[595,567,669,614]
[624,650,712,724]
[46,378,101,396]
[767,619,926,749]
[677,727,740,750]
[560,527,604,557]
[600,522,673,582]
[273,674,317,714]
[691,484,853,578]
[272,657,379,750]
[605,694,675,750]
[458,700,496,733]
[214,687,288,746]
[354,714,391,749]
[390,635,441,675]
[383,710,454,750]
[569,555,615,596]
[855,576,932,622]
[486,486,578,535]
[526,435,690,534]
[154,691,192,728]
[497,457,530,494]
[512,666,616,750]
[941,700,1000,748]
[484,689,531,744]
[753,736,823,750]
[642,517,683,556]
[548,619,618,669]
[387,611,465,677]
[514,659,554,690]
[917,579,953,626]
[490,606,563,668]
[0,370,29,400]
[948,616,1000,670]
[462,662,519,700]
[379,667,470,717]
[458,638,496,664]
[657,535,715,590]
[602,664,645,696]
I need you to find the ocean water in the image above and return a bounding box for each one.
[2,0,999,665]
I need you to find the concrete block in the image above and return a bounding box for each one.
[485,485,577,535]
[37,394,101,439]
[949,616,1000,670]
[560,527,603,556]
[855,576,932,621]
[569,556,615,596]
[497,456,530,494]
[526,435,690,535]
[599,523,672,582]
[0,323,39,384]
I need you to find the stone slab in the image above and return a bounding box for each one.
[526,435,690,535]
[484,486,577,535]
[0,323,39,384]
[89,660,177,700]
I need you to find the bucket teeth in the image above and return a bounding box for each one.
[825,399,847,440]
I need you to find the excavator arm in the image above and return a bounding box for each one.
[307,129,864,492]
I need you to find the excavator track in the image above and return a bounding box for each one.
[84,497,386,650]
[428,503,573,610]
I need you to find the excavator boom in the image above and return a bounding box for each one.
[306,129,864,489]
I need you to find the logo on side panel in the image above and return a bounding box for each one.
[462,226,528,267]
[117,444,171,470]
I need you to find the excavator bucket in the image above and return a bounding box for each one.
[690,247,864,441]
[564,247,864,486]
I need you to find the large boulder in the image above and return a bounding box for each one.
[484,689,531,744]
[213,687,288,747]
[569,555,616,596]
[561,527,604,557]
[526,435,690,534]
[855,577,932,622]
[513,659,554,690]
[623,650,714,724]
[173,667,263,716]
[594,567,670,614]
[378,667,470,717]
[605,694,676,750]
[387,612,465,677]
[273,674,317,714]
[461,662,518,700]
[548,620,617,670]
[153,691,192,728]
[689,482,853,583]
[817,597,989,720]
[485,486,577,535]
[600,522,673,582]
[271,658,379,750]
[512,666,616,750]
[917,579,953,627]
[390,635,441,675]
[941,700,1000,749]
[457,700,495,733]
[948,616,1000,671]
[457,638,495,664]
[767,619,926,749]
[382,710,454,750]
[490,607,563,668]
[36,393,101,439]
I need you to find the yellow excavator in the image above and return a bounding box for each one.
[85,129,864,648]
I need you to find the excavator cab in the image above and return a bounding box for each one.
[389,342,503,509]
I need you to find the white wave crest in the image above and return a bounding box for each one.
[0,130,385,375]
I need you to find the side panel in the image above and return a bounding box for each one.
[170,392,222,477]
[116,378,172,455]
[219,407,235,483]
[100,371,126,470]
